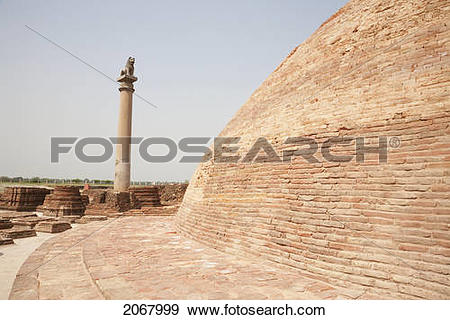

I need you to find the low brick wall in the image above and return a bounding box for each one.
[176,0,450,299]
[158,183,188,205]
[82,183,187,214]
[0,187,51,211]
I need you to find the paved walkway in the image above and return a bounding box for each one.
[9,216,365,299]
[0,232,55,299]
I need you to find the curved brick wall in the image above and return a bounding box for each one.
[176,0,450,299]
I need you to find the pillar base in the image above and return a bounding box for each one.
[114,162,131,192]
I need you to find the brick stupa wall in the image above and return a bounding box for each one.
[176,0,450,299]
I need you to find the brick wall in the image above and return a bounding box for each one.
[158,183,188,205]
[176,0,450,299]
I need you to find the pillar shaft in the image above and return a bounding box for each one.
[114,71,137,192]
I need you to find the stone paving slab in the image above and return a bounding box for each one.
[35,221,71,233]
[9,217,371,300]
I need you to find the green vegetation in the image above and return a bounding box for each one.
[0,176,188,187]
[0,176,113,186]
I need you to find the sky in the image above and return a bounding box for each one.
[0,0,347,182]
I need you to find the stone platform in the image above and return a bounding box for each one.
[9,216,376,300]
[1,227,36,240]
[11,216,56,229]
[0,234,14,245]
[0,218,13,230]
[35,221,71,233]
[0,211,37,219]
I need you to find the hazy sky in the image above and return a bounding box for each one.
[0,0,347,182]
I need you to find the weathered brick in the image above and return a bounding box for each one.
[176,0,450,299]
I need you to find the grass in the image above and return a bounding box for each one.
[0,181,113,193]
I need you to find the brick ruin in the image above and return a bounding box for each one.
[83,189,132,215]
[0,234,14,245]
[82,184,187,215]
[130,186,161,207]
[0,211,74,243]
[176,0,450,299]
[0,182,187,221]
[158,183,188,205]
[34,221,71,233]
[0,186,84,243]
[0,187,51,211]
[0,212,38,243]
[0,183,187,245]
[37,186,86,217]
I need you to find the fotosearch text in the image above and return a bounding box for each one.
[51,136,400,164]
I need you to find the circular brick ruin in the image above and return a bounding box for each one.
[176,0,450,299]
[38,186,85,217]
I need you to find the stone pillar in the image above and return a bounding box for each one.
[114,57,137,192]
